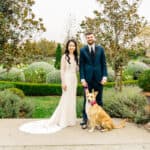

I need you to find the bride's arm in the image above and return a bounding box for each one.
[60,55,66,85]
[76,65,79,72]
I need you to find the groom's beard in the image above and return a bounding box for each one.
[87,40,95,45]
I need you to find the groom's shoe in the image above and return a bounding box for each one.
[80,120,88,129]
[80,120,87,126]
[81,124,87,129]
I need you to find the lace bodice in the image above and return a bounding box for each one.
[60,54,78,85]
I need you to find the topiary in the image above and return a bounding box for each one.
[54,43,62,69]
[138,69,150,92]
[6,88,25,99]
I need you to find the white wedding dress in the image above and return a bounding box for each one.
[19,54,78,134]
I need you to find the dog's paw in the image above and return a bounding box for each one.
[96,126,102,130]
[88,128,94,132]
[100,128,108,132]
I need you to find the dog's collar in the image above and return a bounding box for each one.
[90,100,97,106]
[84,86,88,90]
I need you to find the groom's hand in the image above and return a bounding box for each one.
[100,78,107,85]
[81,80,88,87]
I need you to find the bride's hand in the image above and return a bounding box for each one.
[62,84,67,91]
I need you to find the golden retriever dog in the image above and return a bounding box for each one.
[85,89,126,132]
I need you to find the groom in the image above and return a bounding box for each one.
[79,32,108,129]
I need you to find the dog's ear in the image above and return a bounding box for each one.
[94,91,98,97]
[92,89,95,94]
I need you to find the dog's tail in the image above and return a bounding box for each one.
[114,119,127,129]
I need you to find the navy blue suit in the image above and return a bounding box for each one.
[79,45,108,121]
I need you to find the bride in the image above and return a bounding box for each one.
[19,39,78,134]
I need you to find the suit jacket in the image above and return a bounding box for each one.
[79,45,108,83]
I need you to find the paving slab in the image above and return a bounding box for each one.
[0,118,149,150]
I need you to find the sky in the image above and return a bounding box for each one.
[32,0,150,43]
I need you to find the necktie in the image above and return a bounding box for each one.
[90,46,94,63]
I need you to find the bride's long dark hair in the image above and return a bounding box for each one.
[65,39,78,65]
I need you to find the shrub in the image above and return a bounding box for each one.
[46,69,61,83]
[128,49,145,59]
[124,61,149,80]
[19,100,34,118]
[0,90,34,118]
[138,69,150,92]
[0,66,4,74]
[103,86,149,123]
[107,68,115,82]
[6,88,25,99]
[141,57,150,65]
[0,90,21,118]
[122,69,133,81]
[24,62,54,83]
[24,68,46,83]
[0,67,25,82]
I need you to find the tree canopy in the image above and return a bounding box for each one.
[78,0,147,91]
[0,0,46,69]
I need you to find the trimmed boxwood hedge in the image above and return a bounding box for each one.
[0,80,138,96]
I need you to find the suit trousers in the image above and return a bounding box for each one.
[82,75,103,122]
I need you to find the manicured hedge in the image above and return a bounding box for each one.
[0,80,138,96]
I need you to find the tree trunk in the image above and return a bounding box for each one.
[114,66,123,92]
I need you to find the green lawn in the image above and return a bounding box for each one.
[23,86,148,124]
[24,96,83,118]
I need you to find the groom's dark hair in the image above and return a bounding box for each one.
[85,32,94,36]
